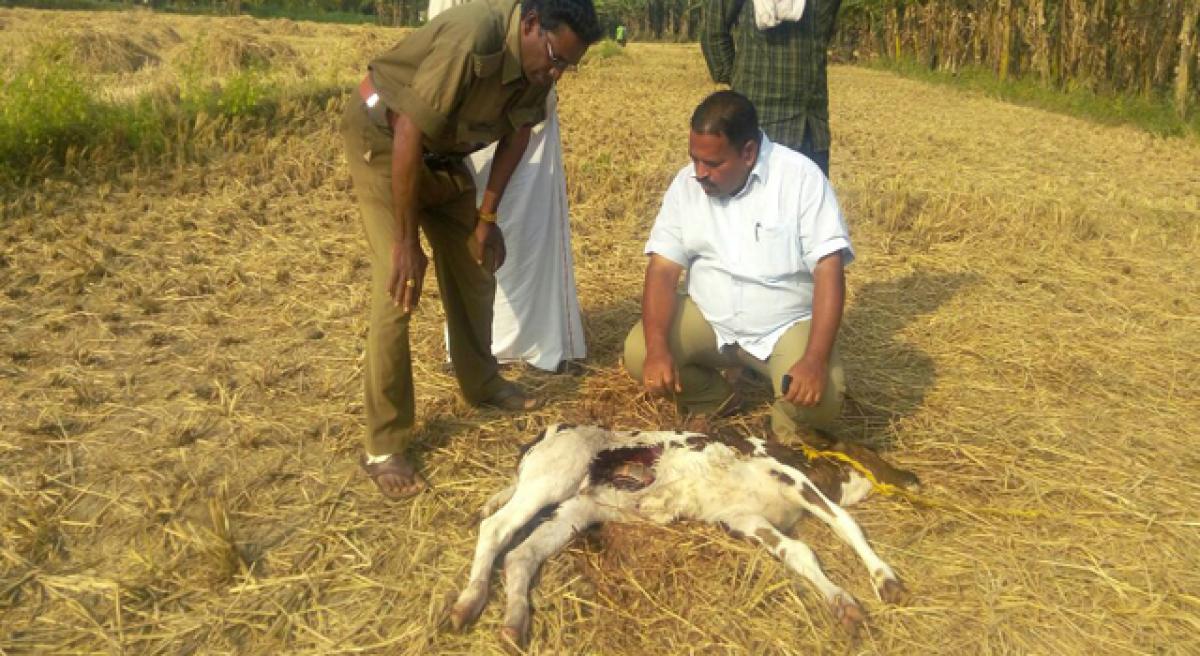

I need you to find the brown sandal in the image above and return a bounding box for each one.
[480,384,543,412]
[360,453,428,500]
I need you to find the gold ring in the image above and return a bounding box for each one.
[405,279,415,288]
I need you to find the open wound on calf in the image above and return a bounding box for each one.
[589,446,663,491]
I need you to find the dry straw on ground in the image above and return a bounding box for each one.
[2,8,1199,655]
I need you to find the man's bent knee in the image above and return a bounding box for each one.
[622,322,647,381]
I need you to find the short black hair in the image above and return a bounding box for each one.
[523,0,604,45]
[690,91,761,150]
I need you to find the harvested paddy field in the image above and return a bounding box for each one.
[1,7,1198,655]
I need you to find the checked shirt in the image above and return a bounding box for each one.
[701,0,842,153]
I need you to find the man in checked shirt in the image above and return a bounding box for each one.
[701,0,842,176]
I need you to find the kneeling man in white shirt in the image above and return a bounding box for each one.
[623,90,852,439]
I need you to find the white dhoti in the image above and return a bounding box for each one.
[446,91,587,371]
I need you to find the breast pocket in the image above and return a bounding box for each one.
[455,97,502,146]
[455,55,505,147]
[753,224,802,281]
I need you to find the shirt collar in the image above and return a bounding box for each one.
[732,131,772,199]
[502,1,524,85]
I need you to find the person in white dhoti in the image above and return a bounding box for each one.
[431,0,587,373]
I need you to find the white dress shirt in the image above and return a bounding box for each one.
[644,134,853,360]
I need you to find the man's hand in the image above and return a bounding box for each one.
[387,239,428,313]
[782,253,845,407]
[782,354,828,407]
[472,220,506,273]
[642,349,682,398]
[639,254,685,398]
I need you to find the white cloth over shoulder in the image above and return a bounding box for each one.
[466,91,586,370]
[426,0,460,20]
[751,0,806,30]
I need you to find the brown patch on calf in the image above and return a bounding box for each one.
[801,483,832,515]
[714,433,756,456]
[719,521,746,540]
[804,461,850,503]
[685,434,714,451]
[754,527,781,549]
[769,469,795,486]
[764,441,813,472]
[764,442,848,502]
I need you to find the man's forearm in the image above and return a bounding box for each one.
[390,112,425,245]
[804,254,846,363]
[642,258,683,356]
[480,124,532,215]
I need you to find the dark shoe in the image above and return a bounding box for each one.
[552,360,586,376]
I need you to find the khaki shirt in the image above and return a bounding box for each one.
[369,0,549,156]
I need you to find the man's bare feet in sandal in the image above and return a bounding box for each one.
[479,383,542,412]
[361,453,428,500]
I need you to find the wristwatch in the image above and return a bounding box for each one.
[477,209,498,224]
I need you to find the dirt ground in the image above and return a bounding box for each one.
[1,9,1199,655]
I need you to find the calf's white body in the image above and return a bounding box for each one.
[449,424,916,647]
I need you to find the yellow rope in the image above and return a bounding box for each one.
[797,444,1053,520]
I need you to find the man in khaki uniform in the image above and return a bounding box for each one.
[343,0,603,499]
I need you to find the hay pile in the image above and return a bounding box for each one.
[177,31,299,76]
[0,8,393,106]
[1,9,1198,655]
[69,30,161,74]
[0,9,176,76]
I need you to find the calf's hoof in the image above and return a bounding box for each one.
[877,577,909,604]
[449,587,488,632]
[830,593,865,636]
[435,590,457,630]
[499,625,528,654]
[499,605,531,652]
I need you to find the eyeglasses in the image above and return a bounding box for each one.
[542,30,578,72]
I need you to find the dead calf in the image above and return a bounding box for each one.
[448,424,919,648]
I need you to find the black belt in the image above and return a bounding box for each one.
[422,151,462,170]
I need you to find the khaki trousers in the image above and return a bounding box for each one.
[623,295,845,437]
[342,100,506,457]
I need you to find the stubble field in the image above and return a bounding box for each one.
[1,7,1199,655]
